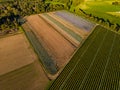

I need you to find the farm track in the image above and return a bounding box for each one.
[47,12,88,39]
[23,15,76,73]
[49,26,120,90]
[39,14,80,47]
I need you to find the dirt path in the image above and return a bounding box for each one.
[26,15,76,68]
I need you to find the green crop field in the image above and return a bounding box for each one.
[48,25,120,90]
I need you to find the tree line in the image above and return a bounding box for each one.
[79,9,120,32]
[0,0,65,35]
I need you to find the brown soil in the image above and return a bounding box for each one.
[0,34,35,76]
[39,14,80,47]
[25,15,76,68]
[0,34,49,90]
[0,63,49,90]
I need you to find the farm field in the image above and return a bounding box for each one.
[76,1,120,24]
[0,63,49,90]
[47,12,88,38]
[0,34,35,75]
[23,11,95,75]
[54,10,95,31]
[48,25,120,90]
[23,14,76,74]
[0,34,49,90]
[39,13,81,47]
[22,22,58,75]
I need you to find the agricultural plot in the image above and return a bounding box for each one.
[0,34,49,90]
[54,10,95,31]
[48,25,120,90]
[39,13,81,47]
[0,34,35,76]
[23,10,95,75]
[22,23,58,74]
[47,12,88,38]
[0,61,49,90]
[23,15,76,74]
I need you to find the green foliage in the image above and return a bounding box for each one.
[70,1,120,33]
[0,0,66,34]
[48,25,120,89]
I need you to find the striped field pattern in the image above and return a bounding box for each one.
[48,25,120,90]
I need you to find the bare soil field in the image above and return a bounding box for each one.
[48,12,88,38]
[25,15,76,68]
[39,14,80,47]
[0,34,35,75]
[0,34,49,90]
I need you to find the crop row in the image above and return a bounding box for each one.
[99,34,120,90]
[54,10,95,31]
[79,30,116,89]
[22,24,58,74]
[40,13,82,43]
[48,26,105,89]
[60,26,107,90]
[48,26,120,90]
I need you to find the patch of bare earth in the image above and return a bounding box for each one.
[0,34,49,90]
[25,15,76,69]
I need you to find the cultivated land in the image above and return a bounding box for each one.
[0,34,35,75]
[47,12,88,38]
[49,25,120,90]
[0,63,49,90]
[22,11,95,75]
[24,14,76,69]
[54,10,95,31]
[23,11,95,75]
[39,13,81,47]
[0,34,49,90]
